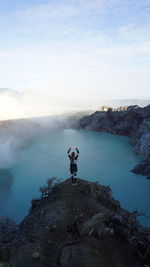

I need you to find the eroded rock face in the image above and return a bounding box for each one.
[0,179,149,267]
[0,216,17,245]
[59,242,103,267]
[78,105,150,178]
[131,159,150,179]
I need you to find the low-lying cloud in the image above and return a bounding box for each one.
[0,88,71,121]
[0,88,149,122]
[0,114,67,169]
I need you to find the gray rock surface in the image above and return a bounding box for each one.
[0,179,150,266]
[0,216,17,244]
[77,105,150,179]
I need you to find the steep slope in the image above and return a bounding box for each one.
[0,179,150,267]
[77,105,150,179]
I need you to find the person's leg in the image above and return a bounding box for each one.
[71,171,77,184]
[74,173,77,183]
[70,164,74,184]
[73,165,77,184]
[71,175,74,183]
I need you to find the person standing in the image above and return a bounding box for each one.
[67,147,79,184]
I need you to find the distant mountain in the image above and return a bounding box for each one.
[103,99,150,108]
[0,88,19,96]
[91,99,150,109]
[0,88,65,120]
[0,88,149,120]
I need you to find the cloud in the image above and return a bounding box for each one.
[1,0,149,43]
[0,0,150,100]
[0,88,71,120]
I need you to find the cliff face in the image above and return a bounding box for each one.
[0,178,150,267]
[78,105,150,179]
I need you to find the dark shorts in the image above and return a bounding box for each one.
[70,163,77,174]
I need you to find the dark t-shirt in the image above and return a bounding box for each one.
[68,154,78,164]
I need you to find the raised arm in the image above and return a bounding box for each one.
[67,147,71,154]
[76,148,79,154]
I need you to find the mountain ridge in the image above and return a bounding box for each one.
[70,104,150,179]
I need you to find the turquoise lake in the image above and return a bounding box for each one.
[0,129,150,226]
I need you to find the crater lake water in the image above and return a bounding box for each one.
[0,129,150,226]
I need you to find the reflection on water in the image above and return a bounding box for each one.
[0,169,14,203]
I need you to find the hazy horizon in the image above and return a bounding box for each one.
[0,87,149,120]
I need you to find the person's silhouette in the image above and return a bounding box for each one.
[67,147,79,184]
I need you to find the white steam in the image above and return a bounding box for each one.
[0,88,71,121]
[0,88,149,122]
[0,112,68,169]
[0,88,80,169]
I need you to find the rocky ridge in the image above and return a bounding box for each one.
[76,105,150,179]
[0,178,150,267]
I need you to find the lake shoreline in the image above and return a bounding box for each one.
[72,105,150,179]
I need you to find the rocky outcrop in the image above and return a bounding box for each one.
[0,216,17,244]
[131,159,150,179]
[0,178,150,267]
[77,105,150,179]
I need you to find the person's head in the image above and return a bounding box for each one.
[71,152,75,160]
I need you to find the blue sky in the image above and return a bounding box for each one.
[0,0,150,108]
